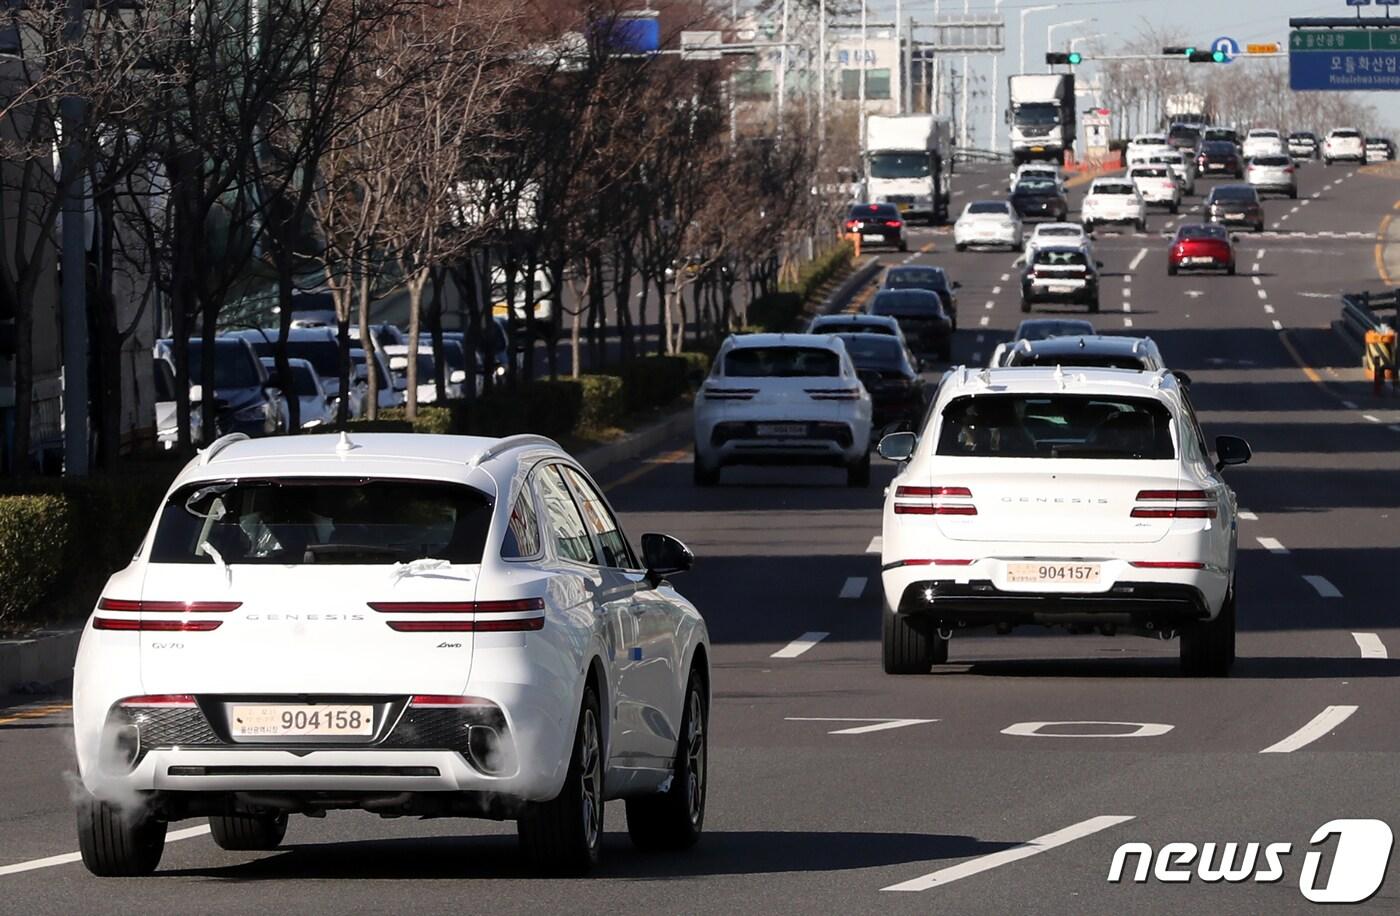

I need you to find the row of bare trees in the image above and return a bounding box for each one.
[1098,25,1381,140]
[0,0,843,471]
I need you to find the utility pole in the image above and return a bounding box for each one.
[817,0,826,147]
[777,0,789,123]
[894,0,902,114]
[60,0,88,476]
[960,0,969,147]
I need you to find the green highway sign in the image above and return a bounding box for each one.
[1289,30,1400,51]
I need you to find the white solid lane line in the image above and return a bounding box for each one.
[1238,510,1258,521]
[882,816,1136,892]
[787,717,939,735]
[1353,632,1388,659]
[866,536,883,554]
[1302,575,1342,598]
[0,825,212,877]
[1128,248,1148,271]
[1257,537,1289,554]
[1363,414,1381,423]
[1260,706,1358,754]
[771,632,830,659]
[839,576,867,599]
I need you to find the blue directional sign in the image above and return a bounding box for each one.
[1212,36,1240,64]
[1346,0,1372,7]
[1291,29,1400,90]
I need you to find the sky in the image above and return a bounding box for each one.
[857,0,1400,144]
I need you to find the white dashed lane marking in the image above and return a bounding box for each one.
[1264,304,1275,314]
[0,826,213,877]
[980,315,990,326]
[787,717,939,735]
[881,816,1137,892]
[839,576,867,599]
[1364,414,1381,423]
[1342,400,1358,409]
[866,536,883,554]
[1260,706,1358,754]
[1256,289,1267,299]
[1271,319,1283,330]
[771,632,830,659]
[1302,575,1342,599]
[1353,633,1388,659]
[1128,248,1148,271]
[1239,510,1258,521]
[1257,537,1289,554]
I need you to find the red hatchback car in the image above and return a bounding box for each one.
[1168,223,1236,276]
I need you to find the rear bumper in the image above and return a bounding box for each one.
[891,579,1211,628]
[695,416,869,467]
[1024,280,1096,303]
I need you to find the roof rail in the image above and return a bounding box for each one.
[198,432,250,465]
[469,434,561,468]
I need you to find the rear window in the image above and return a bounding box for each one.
[1034,249,1087,267]
[850,204,899,218]
[885,268,948,289]
[1201,142,1236,155]
[1016,179,1057,193]
[967,201,1008,214]
[1091,183,1133,195]
[1010,354,1147,371]
[1251,156,1291,166]
[1212,186,1258,201]
[1131,168,1168,178]
[936,395,1175,459]
[724,347,841,378]
[1036,226,1080,237]
[151,479,494,565]
[1249,130,1279,139]
[1016,320,1096,340]
[1177,225,1227,240]
[1332,130,1360,138]
[835,335,904,367]
[870,290,946,317]
[812,320,896,336]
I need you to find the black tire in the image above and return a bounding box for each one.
[1088,296,1100,314]
[1083,220,1094,232]
[518,684,604,875]
[899,240,909,252]
[1227,262,1236,276]
[1167,262,1178,276]
[76,796,167,877]
[938,345,952,362]
[1180,590,1236,677]
[1324,157,1333,167]
[846,451,871,488]
[1169,202,1179,214]
[1136,219,1147,233]
[1255,221,1265,233]
[955,243,966,252]
[882,611,946,674]
[693,450,720,487]
[1020,297,1032,314]
[627,670,707,851]
[1289,189,1297,199]
[209,813,288,851]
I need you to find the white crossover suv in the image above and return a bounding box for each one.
[1323,127,1365,165]
[694,333,873,487]
[1081,178,1147,233]
[876,367,1251,677]
[1128,165,1182,213]
[72,432,710,876]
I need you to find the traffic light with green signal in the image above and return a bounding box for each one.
[1162,45,1225,62]
[1045,51,1082,66]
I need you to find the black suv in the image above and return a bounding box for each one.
[882,265,961,330]
[1020,246,1101,314]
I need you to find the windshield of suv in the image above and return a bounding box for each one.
[967,201,1009,215]
[1092,183,1133,195]
[151,479,494,565]
[1201,141,1236,155]
[885,267,949,290]
[834,335,904,369]
[869,152,931,179]
[936,394,1175,459]
[1009,354,1147,371]
[725,347,841,378]
[1212,186,1258,201]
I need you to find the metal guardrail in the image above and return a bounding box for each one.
[1339,290,1399,346]
[955,147,1012,165]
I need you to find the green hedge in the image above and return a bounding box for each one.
[0,495,74,628]
[617,356,690,413]
[578,375,624,431]
[746,242,855,333]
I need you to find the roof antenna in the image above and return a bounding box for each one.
[336,431,359,454]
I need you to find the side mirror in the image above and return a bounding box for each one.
[449,369,467,385]
[641,533,693,584]
[1214,434,1252,471]
[1231,234,1241,243]
[951,281,962,289]
[877,431,917,461]
[388,355,409,372]
[1171,370,1193,387]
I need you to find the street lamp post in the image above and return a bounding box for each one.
[1046,19,1090,71]
[1018,5,1057,76]
[988,0,1007,158]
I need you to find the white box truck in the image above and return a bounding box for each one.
[1008,74,1076,166]
[863,114,953,225]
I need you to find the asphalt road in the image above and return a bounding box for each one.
[4,160,1400,913]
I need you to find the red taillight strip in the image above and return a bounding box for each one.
[98,598,241,613]
[409,695,494,707]
[896,486,973,498]
[883,558,974,570]
[1131,508,1217,519]
[94,618,223,632]
[368,598,545,614]
[1135,490,1211,501]
[894,505,978,516]
[118,694,197,707]
[386,618,544,633]
[1130,561,1206,569]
